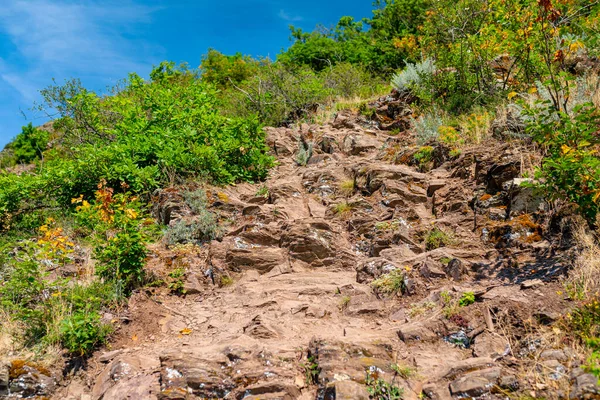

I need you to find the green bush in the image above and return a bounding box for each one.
[166,189,222,245]
[524,102,600,224]
[75,184,154,294]
[60,310,110,356]
[3,123,49,165]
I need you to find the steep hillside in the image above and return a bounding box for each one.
[20,94,594,399]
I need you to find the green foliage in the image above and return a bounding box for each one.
[4,123,49,165]
[60,310,110,356]
[459,292,475,307]
[569,298,600,340]
[371,269,406,296]
[366,371,404,400]
[302,354,321,385]
[524,102,600,223]
[413,146,435,170]
[167,268,187,295]
[75,183,154,294]
[0,63,274,229]
[390,363,417,379]
[391,59,436,92]
[200,49,259,88]
[279,0,430,75]
[166,189,222,245]
[0,227,118,356]
[585,337,600,382]
[425,227,452,250]
[413,114,442,145]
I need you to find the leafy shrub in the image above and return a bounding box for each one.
[568,298,600,340]
[413,114,443,144]
[60,310,110,356]
[75,182,153,294]
[391,59,436,92]
[4,123,49,165]
[524,102,600,223]
[166,189,222,245]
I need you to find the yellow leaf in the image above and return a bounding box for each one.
[132,334,138,342]
[579,140,591,147]
[180,328,193,335]
[508,91,518,99]
[561,144,572,155]
[528,87,538,94]
[593,190,600,204]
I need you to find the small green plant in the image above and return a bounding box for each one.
[391,363,417,379]
[440,257,452,266]
[425,228,452,250]
[371,269,406,296]
[459,292,475,307]
[168,268,187,295]
[568,298,600,340]
[339,180,355,197]
[333,201,353,217]
[339,296,351,310]
[60,310,110,356]
[220,275,234,287]
[413,146,435,171]
[409,301,436,318]
[440,290,459,318]
[295,139,313,166]
[366,371,404,400]
[412,114,443,145]
[256,185,270,199]
[449,149,462,158]
[585,338,600,381]
[391,59,436,92]
[302,354,321,385]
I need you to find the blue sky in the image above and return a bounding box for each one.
[0,0,373,148]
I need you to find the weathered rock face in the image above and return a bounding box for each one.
[280,220,353,268]
[4,362,57,399]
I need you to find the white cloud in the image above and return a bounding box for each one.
[0,0,163,101]
[278,9,303,22]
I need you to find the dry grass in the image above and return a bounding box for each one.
[567,225,600,299]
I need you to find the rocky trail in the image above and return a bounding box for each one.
[47,94,598,400]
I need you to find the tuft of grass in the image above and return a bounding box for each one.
[390,363,417,379]
[339,179,356,197]
[566,226,600,300]
[371,269,405,296]
[333,201,353,217]
[409,301,436,318]
[220,275,234,287]
[339,295,351,311]
[255,186,269,199]
[425,227,452,250]
[440,290,459,318]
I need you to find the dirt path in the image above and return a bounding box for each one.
[61,108,589,400]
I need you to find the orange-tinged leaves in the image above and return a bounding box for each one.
[180,328,193,335]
